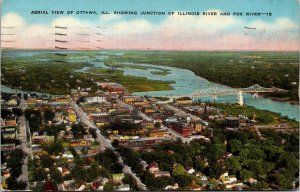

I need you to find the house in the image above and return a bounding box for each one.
[91,181,103,191]
[175,97,193,105]
[186,167,195,174]
[115,184,130,191]
[7,99,17,106]
[248,178,257,185]
[101,178,109,186]
[148,162,159,174]
[165,183,179,190]
[219,172,237,184]
[112,173,125,183]
[1,126,17,140]
[147,129,169,138]
[142,107,155,114]
[68,111,77,123]
[225,183,243,189]
[62,180,76,191]
[123,97,136,103]
[32,135,55,144]
[86,96,106,103]
[191,122,202,133]
[154,171,171,178]
[4,117,17,126]
[69,139,91,147]
[164,122,192,137]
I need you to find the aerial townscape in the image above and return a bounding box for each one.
[1,50,299,191]
[1,0,299,191]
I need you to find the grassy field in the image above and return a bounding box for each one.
[1,50,174,94]
[86,68,174,92]
[150,70,170,76]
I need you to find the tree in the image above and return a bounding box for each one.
[229,139,243,154]
[272,172,293,189]
[45,124,65,140]
[85,167,98,182]
[239,169,253,181]
[174,174,193,189]
[71,164,86,182]
[25,109,42,132]
[40,155,55,168]
[194,158,206,172]
[12,108,23,117]
[112,139,119,148]
[50,168,63,184]
[103,181,114,191]
[172,163,186,177]
[111,162,124,174]
[123,174,139,191]
[207,143,226,161]
[6,148,25,178]
[10,166,22,178]
[43,142,64,155]
[43,109,55,123]
[225,156,241,175]
[71,123,86,139]
[6,176,27,190]
[1,108,12,119]
[33,168,47,181]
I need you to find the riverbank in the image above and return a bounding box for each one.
[104,50,299,102]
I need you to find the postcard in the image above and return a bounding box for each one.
[1,0,299,191]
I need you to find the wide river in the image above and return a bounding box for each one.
[1,51,299,121]
[88,54,299,122]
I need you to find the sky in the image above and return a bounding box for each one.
[1,0,299,51]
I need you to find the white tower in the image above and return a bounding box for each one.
[212,94,217,102]
[237,91,244,106]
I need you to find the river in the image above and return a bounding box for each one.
[1,50,299,121]
[90,53,299,121]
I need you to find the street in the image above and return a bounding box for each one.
[69,99,147,190]
[116,99,189,142]
[17,99,32,190]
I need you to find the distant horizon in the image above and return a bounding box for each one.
[1,0,299,51]
[1,47,299,52]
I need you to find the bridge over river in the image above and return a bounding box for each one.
[164,84,287,105]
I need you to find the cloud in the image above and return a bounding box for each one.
[100,14,122,22]
[248,17,298,31]
[109,19,154,35]
[1,11,298,51]
[1,12,25,27]
[51,16,92,27]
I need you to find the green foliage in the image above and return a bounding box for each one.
[172,163,186,177]
[50,168,63,184]
[40,155,55,168]
[25,108,42,132]
[103,181,114,191]
[42,142,64,155]
[138,128,299,190]
[105,50,299,101]
[6,148,25,178]
[123,174,139,191]
[71,123,86,139]
[33,168,47,181]
[174,174,193,189]
[43,109,55,123]
[6,176,27,190]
